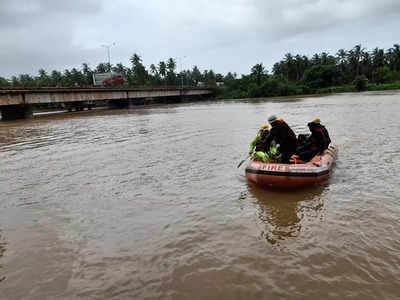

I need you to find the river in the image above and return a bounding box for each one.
[0,91,399,299]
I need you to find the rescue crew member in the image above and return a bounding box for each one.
[264,115,297,163]
[249,123,271,162]
[313,118,331,148]
[296,133,311,153]
[298,120,327,162]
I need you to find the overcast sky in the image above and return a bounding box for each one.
[1,0,400,78]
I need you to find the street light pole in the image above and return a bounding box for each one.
[101,43,115,73]
[177,56,187,88]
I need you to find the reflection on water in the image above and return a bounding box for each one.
[0,126,51,151]
[241,95,314,104]
[0,231,6,283]
[0,247,4,258]
[248,183,326,245]
[0,232,5,258]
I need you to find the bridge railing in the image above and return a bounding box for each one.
[0,85,217,92]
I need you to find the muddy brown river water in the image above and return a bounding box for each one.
[0,91,399,299]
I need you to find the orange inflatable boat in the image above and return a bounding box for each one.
[245,145,338,188]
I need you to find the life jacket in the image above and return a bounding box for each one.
[267,141,281,162]
[310,126,326,152]
[254,129,270,152]
[320,125,331,148]
[279,120,297,141]
[274,120,297,151]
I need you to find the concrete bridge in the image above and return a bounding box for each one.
[0,86,215,120]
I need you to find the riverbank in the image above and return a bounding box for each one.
[313,82,400,94]
[216,81,400,100]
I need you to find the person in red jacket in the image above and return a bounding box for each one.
[313,118,331,148]
[298,120,327,162]
[264,115,297,163]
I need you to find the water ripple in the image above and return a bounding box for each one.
[1,92,400,299]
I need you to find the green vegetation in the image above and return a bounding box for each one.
[353,75,369,91]
[366,82,400,91]
[0,54,223,88]
[2,44,400,99]
[219,44,400,99]
[0,77,9,86]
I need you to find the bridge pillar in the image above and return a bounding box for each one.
[1,105,33,121]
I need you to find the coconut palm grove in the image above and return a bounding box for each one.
[1,44,400,99]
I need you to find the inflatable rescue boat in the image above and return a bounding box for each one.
[245,145,338,188]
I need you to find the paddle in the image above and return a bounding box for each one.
[237,155,250,168]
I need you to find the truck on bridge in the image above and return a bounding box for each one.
[92,73,124,87]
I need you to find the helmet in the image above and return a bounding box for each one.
[260,123,269,130]
[268,115,278,124]
[313,117,321,123]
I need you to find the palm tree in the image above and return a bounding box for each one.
[350,44,365,77]
[251,63,265,85]
[320,52,329,65]
[19,74,35,87]
[63,69,73,86]
[149,64,159,85]
[11,76,19,86]
[336,49,348,80]
[149,64,157,75]
[166,58,176,85]
[372,48,385,70]
[158,61,167,84]
[70,68,84,86]
[50,70,63,86]
[387,44,400,71]
[37,69,50,86]
[361,51,372,78]
[336,49,347,65]
[113,63,126,75]
[393,44,400,71]
[95,63,108,73]
[191,66,202,84]
[284,53,295,81]
[82,63,93,85]
[311,53,321,66]
[130,53,147,85]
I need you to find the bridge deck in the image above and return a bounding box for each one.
[0,87,215,106]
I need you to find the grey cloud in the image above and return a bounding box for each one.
[0,0,103,76]
[0,0,101,28]
[1,0,400,78]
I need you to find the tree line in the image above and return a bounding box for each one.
[1,44,400,99]
[222,44,400,99]
[0,54,224,88]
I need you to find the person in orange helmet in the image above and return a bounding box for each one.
[249,123,270,162]
[313,118,331,148]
